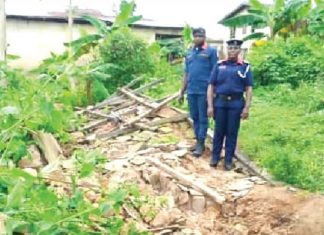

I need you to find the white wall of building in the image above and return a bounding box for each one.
[6,19,182,68]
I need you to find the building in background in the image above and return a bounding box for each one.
[6,8,186,67]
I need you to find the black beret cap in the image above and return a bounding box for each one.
[226,39,243,46]
[192,27,206,36]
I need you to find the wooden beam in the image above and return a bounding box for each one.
[79,119,111,132]
[126,93,178,127]
[97,126,136,140]
[97,114,187,140]
[0,0,6,61]
[146,157,225,204]
[119,88,157,109]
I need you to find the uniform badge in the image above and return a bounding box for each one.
[219,65,226,69]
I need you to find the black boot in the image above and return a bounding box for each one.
[209,159,219,168]
[189,141,198,152]
[193,141,205,157]
[224,162,234,171]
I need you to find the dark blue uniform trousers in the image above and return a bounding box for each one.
[212,107,242,164]
[187,94,208,142]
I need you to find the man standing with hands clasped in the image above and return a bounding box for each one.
[178,27,217,157]
[207,39,253,170]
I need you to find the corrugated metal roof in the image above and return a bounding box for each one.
[6,1,184,29]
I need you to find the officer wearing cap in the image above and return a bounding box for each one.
[207,39,253,170]
[179,27,218,157]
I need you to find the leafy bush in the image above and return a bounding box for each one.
[100,28,155,93]
[0,168,150,235]
[248,36,324,87]
[0,63,77,163]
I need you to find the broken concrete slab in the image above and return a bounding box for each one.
[191,196,206,213]
[228,180,254,191]
[171,149,187,158]
[129,156,146,166]
[232,189,250,199]
[190,189,204,196]
[104,159,127,172]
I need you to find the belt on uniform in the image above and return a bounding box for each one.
[216,94,243,101]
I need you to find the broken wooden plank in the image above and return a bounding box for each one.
[97,114,187,140]
[115,106,137,116]
[33,132,63,164]
[77,108,121,122]
[235,152,276,186]
[80,119,113,132]
[149,113,187,126]
[149,225,184,233]
[146,157,225,204]
[97,126,137,140]
[126,93,178,127]
[120,88,158,109]
[111,100,136,112]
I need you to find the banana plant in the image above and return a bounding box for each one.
[307,1,324,36]
[221,0,285,40]
[221,0,324,40]
[64,1,142,56]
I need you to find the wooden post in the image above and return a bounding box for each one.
[0,0,6,61]
[68,0,73,57]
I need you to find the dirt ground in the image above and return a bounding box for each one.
[63,105,324,235]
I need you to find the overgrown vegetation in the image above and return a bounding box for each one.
[0,166,152,234]
[240,36,324,192]
[0,63,78,164]
[248,36,324,87]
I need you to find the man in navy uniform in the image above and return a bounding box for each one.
[207,39,253,170]
[179,27,217,157]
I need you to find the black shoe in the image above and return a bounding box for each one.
[209,160,219,168]
[224,162,233,171]
[193,141,205,157]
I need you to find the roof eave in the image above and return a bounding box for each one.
[218,3,250,24]
[6,14,184,31]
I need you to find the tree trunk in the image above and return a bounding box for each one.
[86,79,93,105]
[68,0,73,57]
[0,0,6,61]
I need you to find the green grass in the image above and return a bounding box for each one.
[239,83,324,192]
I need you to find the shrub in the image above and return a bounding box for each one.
[248,36,324,87]
[100,28,154,93]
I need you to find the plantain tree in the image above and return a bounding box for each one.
[221,0,324,40]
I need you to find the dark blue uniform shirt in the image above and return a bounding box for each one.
[185,44,217,94]
[209,59,253,108]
